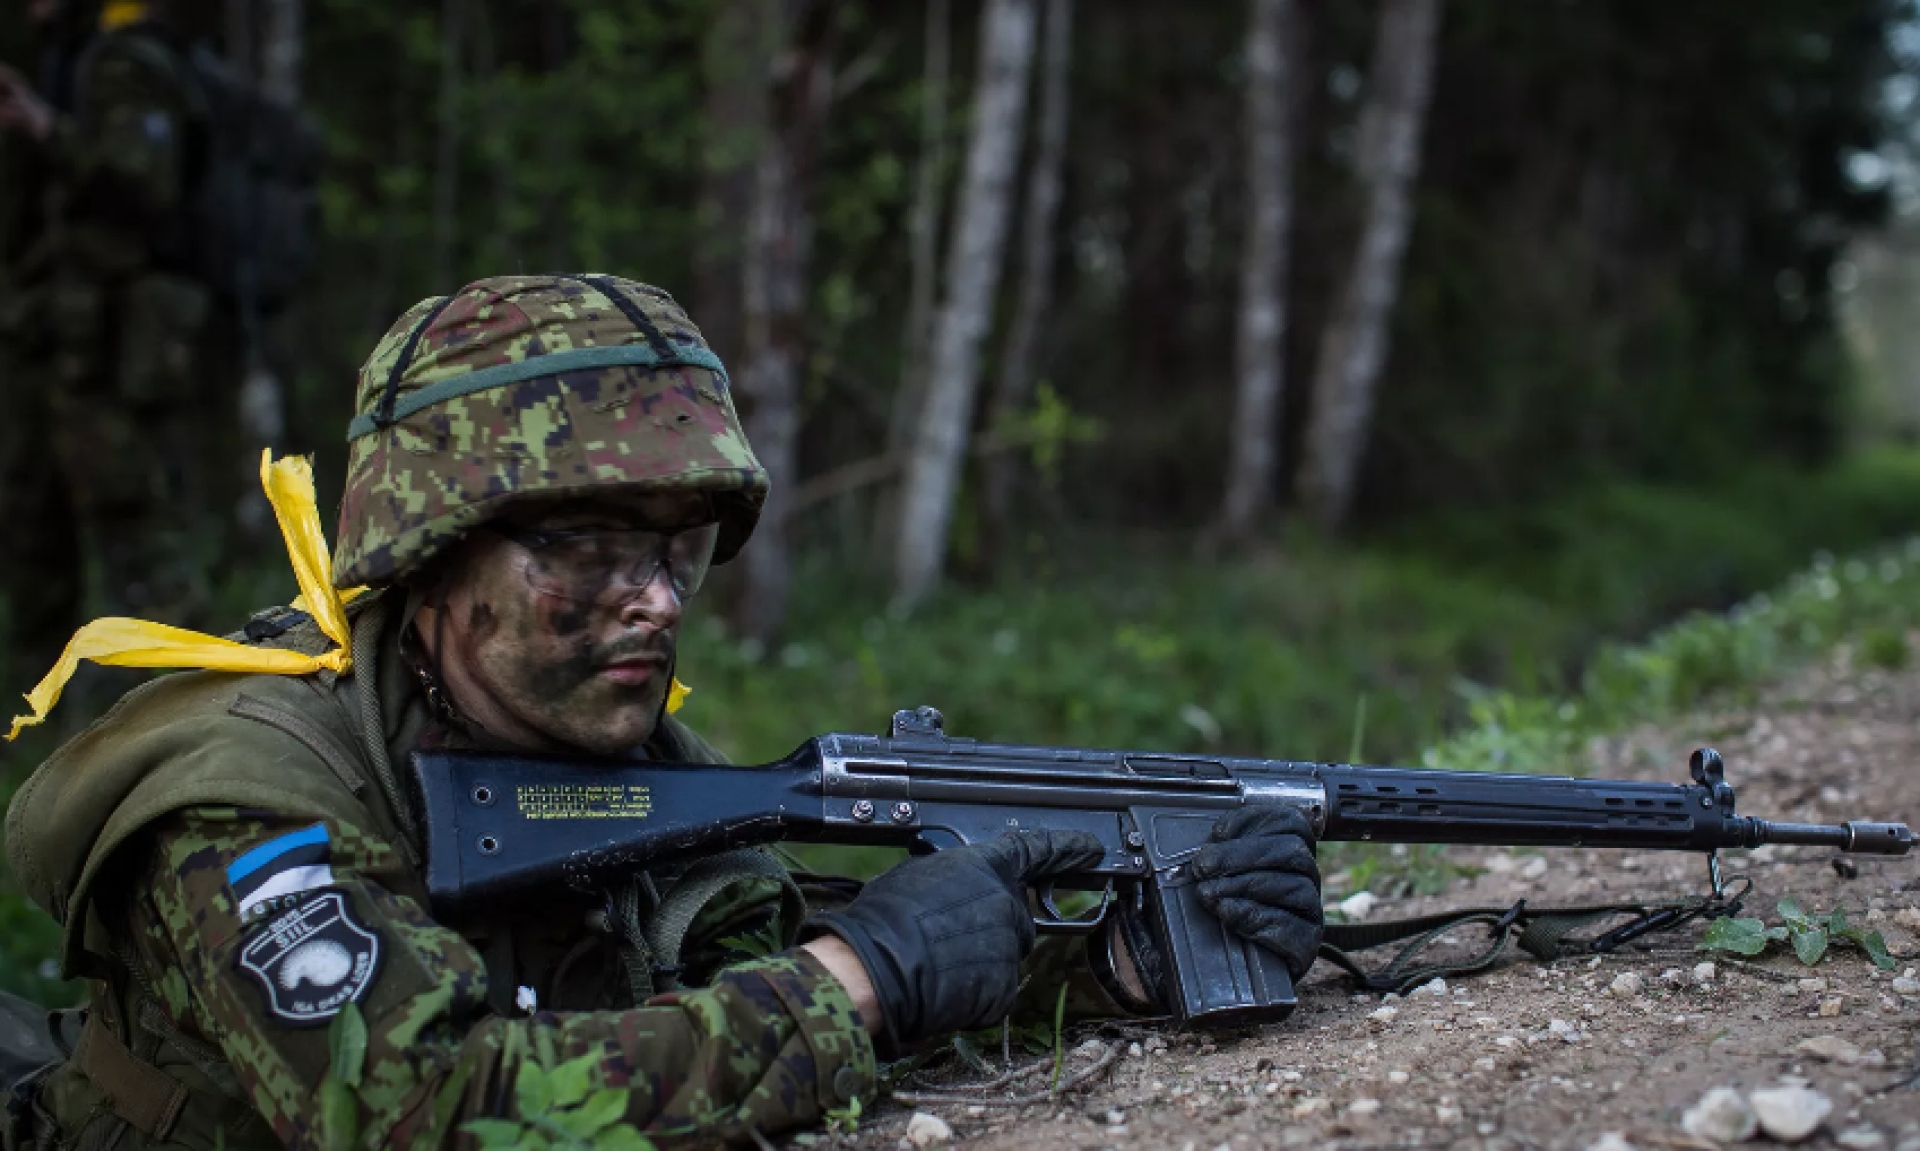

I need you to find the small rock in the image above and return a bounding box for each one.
[1661,967,1687,984]
[1891,976,1920,995]
[1369,1006,1399,1024]
[1895,908,1920,930]
[1682,1086,1759,1144]
[1838,1126,1886,1150]
[1410,977,1450,998]
[1436,1104,1464,1125]
[1473,1056,1497,1071]
[1548,1019,1582,1043]
[1520,856,1549,880]
[1494,1036,1520,1048]
[1799,977,1829,993]
[1073,1039,1106,1061]
[1483,853,1517,872]
[1387,1070,1411,1085]
[1794,1035,1863,1064]
[1587,1134,1636,1151]
[1819,996,1845,1017]
[1104,1110,1125,1127]
[1128,1042,1144,1058]
[905,1111,953,1147]
[1693,962,1718,985]
[1348,1098,1381,1116]
[1339,892,1379,921]
[1751,1085,1832,1142]
[1608,972,1645,998]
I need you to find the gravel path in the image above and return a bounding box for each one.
[848,645,1920,1151]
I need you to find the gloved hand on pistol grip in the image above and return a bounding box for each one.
[801,829,1106,1052]
[1188,806,1324,978]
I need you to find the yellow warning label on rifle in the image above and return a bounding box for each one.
[516,783,654,820]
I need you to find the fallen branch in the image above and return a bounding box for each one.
[890,1042,1119,1109]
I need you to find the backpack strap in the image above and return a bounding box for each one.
[69,1013,186,1141]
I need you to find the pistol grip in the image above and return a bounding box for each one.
[1148,871,1298,1027]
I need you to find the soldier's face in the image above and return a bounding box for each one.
[423,493,713,757]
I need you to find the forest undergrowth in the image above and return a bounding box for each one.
[7,451,1920,1002]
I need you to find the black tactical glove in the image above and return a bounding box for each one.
[803,829,1104,1051]
[1188,806,1324,978]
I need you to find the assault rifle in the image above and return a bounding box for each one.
[413,707,1915,1026]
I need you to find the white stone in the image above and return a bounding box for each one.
[1436,1105,1463,1125]
[1751,1085,1832,1143]
[1520,856,1550,880]
[1473,1057,1497,1070]
[1410,977,1450,998]
[1548,1019,1582,1042]
[1348,1098,1381,1116]
[1104,1110,1125,1127]
[1794,1035,1863,1064]
[1693,962,1718,985]
[1369,1006,1399,1024]
[1799,978,1829,993]
[1891,976,1920,995]
[1128,1042,1144,1058]
[1682,1086,1759,1144]
[1819,996,1845,1017]
[1387,1070,1411,1085]
[1608,972,1645,998]
[1894,908,1920,930]
[1660,967,1687,984]
[905,1112,953,1147]
[1587,1134,1636,1151]
[1340,892,1379,921]
[1838,1127,1886,1149]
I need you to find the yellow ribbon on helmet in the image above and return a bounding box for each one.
[98,1,150,32]
[8,450,690,740]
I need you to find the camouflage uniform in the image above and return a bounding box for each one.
[0,11,241,687]
[7,276,1126,1150]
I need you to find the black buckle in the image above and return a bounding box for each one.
[1490,899,1527,936]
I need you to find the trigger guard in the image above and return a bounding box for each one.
[1031,880,1115,936]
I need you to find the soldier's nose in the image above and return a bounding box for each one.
[617,569,683,632]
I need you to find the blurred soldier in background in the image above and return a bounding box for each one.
[0,0,317,699]
[0,0,239,693]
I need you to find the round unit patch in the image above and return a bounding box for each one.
[238,891,381,1025]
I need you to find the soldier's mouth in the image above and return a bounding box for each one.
[597,656,665,685]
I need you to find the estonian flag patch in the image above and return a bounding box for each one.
[227,823,336,921]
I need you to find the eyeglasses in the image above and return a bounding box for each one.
[489,522,720,605]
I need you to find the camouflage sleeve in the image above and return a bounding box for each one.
[42,35,193,273]
[133,809,877,1150]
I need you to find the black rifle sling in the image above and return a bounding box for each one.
[1318,888,1742,995]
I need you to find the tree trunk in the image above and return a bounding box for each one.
[693,0,775,365]
[258,0,303,104]
[982,0,1072,558]
[1216,0,1299,546]
[875,0,952,554]
[892,0,1040,606]
[738,0,834,646]
[1297,0,1441,529]
[432,0,467,291]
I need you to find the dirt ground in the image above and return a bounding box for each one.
[845,645,1920,1151]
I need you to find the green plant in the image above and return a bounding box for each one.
[1699,898,1895,969]
[463,1049,651,1150]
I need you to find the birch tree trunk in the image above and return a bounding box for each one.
[892,0,1039,606]
[1217,0,1298,546]
[738,0,833,646]
[982,0,1072,557]
[258,0,303,104]
[432,0,467,290]
[875,0,951,552]
[1297,0,1441,529]
[693,0,773,366]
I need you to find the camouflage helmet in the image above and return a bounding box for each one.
[333,274,767,588]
